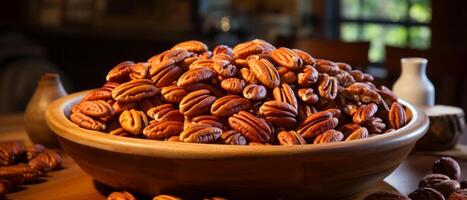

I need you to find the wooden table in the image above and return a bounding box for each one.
[1,114,466,200]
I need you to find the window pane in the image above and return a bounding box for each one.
[362,24,408,62]
[341,0,360,19]
[362,0,408,21]
[385,26,408,47]
[409,26,431,49]
[410,0,431,22]
[340,23,360,41]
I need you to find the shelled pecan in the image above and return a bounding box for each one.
[143,121,184,140]
[228,111,273,143]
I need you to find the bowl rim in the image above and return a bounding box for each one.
[45,90,429,159]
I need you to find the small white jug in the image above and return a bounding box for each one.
[392,58,435,107]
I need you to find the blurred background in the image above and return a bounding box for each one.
[0,0,465,114]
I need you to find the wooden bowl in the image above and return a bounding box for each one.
[45,90,429,199]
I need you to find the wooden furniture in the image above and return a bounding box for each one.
[0,114,466,199]
[293,38,370,68]
[44,90,429,199]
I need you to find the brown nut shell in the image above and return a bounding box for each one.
[180,123,222,143]
[179,90,217,117]
[228,111,273,143]
[112,79,160,103]
[143,121,184,140]
[211,95,251,117]
[119,109,149,135]
[247,58,280,89]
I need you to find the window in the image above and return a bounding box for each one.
[339,0,431,62]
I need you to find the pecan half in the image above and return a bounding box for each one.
[221,78,246,94]
[314,129,344,144]
[179,90,217,117]
[188,59,214,70]
[70,112,106,131]
[29,150,62,171]
[298,109,339,139]
[147,104,184,122]
[271,47,302,71]
[315,59,340,75]
[341,82,381,103]
[243,84,267,101]
[259,101,298,129]
[77,100,114,118]
[109,128,132,137]
[345,127,369,141]
[221,130,247,145]
[336,62,352,72]
[389,102,407,129]
[177,67,215,87]
[228,111,273,143]
[83,82,118,102]
[277,130,306,145]
[106,61,134,82]
[353,103,378,124]
[149,63,182,88]
[213,59,237,78]
[350,70,374,82]
[172,40,208,53]
[161,85,187,103]
[297,65,319,88]
[26,144,45,161]
[297,102,317,121]
[334,71,355,87]
[247,58,280,89]
[277,66,298,84]
[292,49,315,66]
[190,115,225,130]
[0,142,24,166]
[129,62,150,80]
[318,74,338,100]
[419,174,451,188]
[273,84,298,110]
[119,109,149,135]
[233,39,275,59]
[298,88,319,104]
[106,191,137,200]
[179,123,222,143]
[112,79,160,102]
[363,117,386,134]
[213,45,234,56]
[211,95,251,117]
[143,121,184,140]
[378,85,398,105]
[0,164,39,184]
[239,68,259,84]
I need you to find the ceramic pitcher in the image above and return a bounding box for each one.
[25,73,67,148]
[392,57,435,107]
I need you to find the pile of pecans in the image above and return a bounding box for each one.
[366,157,467,200]
[70,39,410,145]
[0,142,62,197]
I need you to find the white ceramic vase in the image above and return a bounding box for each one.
[392,58,435,107]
